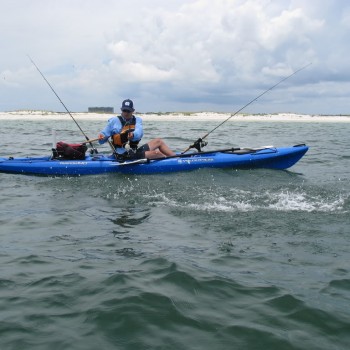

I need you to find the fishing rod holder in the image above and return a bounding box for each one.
[190,138,208,152]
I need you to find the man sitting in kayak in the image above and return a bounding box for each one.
[98,99,176,160]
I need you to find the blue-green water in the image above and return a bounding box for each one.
[1,117,350,349]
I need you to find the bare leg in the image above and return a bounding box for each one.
[145,150,166,159]
[145,138,176,159]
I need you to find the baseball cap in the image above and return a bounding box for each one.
[121,99,135,112]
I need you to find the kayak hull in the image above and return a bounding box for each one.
[0,145,308,176]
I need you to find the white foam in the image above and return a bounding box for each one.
[267,191,347,212]
[141,189,348,213]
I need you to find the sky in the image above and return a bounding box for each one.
[1,0,350,114]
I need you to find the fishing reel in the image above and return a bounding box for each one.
[190,138,208,152]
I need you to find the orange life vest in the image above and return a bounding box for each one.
[112,116,140,149]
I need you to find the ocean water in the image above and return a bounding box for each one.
[1,116,349,350]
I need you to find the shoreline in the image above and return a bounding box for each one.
[1,111,350,122]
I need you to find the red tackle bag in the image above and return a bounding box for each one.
[55,142,87,160]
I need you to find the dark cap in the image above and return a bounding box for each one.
[121,99,135,112]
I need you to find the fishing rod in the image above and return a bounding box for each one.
[27,55,103,155]
[182,62,312,154]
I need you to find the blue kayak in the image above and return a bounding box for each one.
[0,145,308,176]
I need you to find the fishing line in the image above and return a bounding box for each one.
[182,62,312,154]
[27,55,102,154]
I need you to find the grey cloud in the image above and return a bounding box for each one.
[1,0,350,114]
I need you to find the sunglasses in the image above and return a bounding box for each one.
[122,110,132,113]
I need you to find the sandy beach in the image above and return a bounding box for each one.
[1,111,350,122]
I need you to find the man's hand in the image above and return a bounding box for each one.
[128,132,134,139]
[98,133,105,140]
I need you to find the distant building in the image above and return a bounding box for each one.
[88,107,114,113]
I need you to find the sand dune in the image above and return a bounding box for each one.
[1,111,349,122]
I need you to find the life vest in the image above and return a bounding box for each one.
[112,116,141,149]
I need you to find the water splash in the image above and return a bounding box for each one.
[143,188,348,213]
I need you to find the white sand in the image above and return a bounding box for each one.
[1,111,350,122]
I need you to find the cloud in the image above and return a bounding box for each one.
[1,0,350,113]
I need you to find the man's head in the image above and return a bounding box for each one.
[121,99,135,118]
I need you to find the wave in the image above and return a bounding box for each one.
[144,188,349,213]
[1,259,342,349]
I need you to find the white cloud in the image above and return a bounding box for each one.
[1,0,350,113]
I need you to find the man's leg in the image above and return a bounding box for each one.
[146,138,176,157]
